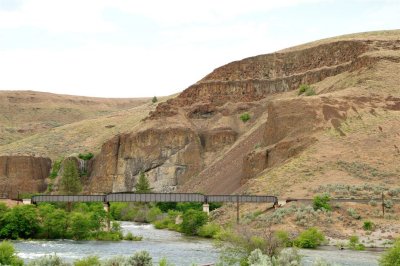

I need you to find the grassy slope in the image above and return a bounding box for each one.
[0,91,173,159]
[215,30,400,242]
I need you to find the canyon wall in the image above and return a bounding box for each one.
[0,156,51,198]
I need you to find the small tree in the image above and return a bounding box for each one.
[181,209,208,236]
[152,96,158,103]
[61,160,82,195]
[135,171,151,193]
[313,194,331,211]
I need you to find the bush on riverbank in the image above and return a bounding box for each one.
[0,241,24,266]
[181,209,208,236]
[26,250,159,266]
[294,227,325,248]
[198,223,221,238]
[74,256,101,266]
[0,203,130,241]
[379,239,400,266]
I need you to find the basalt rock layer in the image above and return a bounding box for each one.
[89,33,400,194]
[0,156,51,198]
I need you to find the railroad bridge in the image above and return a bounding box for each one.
[31,193,278,225]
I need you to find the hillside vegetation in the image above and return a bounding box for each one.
[0,91,171,158]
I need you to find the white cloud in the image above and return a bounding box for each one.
[0,0,114,33]
[0,0,398,98]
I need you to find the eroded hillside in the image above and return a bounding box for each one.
[88,30,400,202]
[0,90,150,147]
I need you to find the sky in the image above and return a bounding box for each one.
[0,0,399,98]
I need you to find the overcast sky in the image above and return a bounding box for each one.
[0,0,399,98]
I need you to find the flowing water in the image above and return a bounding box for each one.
[13,222,383,265]
[300,246,382,266]
[14,222,219,265]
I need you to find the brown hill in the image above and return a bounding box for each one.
[0,90,150,147]
[0,91,167,197]
[90,30,400,197]
[1,30,400,241]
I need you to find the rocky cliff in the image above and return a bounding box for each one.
[0,156,51,198]
[89,32,400,194]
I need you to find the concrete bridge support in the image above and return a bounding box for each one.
[202,203,210,215]
[103,202,111,231]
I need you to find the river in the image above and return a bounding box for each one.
[13,222,383,265]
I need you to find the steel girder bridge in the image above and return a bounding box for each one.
[31,193,278,224]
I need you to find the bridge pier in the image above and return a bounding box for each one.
[202,203,210,215]
[103,202,111,231]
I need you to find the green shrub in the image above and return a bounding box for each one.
[124,232,142,241]
[95,231,122,241]
[158,257,174,266]
[78,152,94,161]
[28,254,68,266]
[312,194,332,211]
[127,250,152,266]
[198,223,221,238]
[295,228,325,248]
[0,205,40,239]
[0,241,24,266]
[156,202,178,212]
[146,206,163,222]
[153,217,171,229]
[304,87,316,96]
[347,208,361,220]
[384,199,394,209]
[379,239,400,266]
[152,96,158,103]
[49,159,62,179]
[369,200,378,207]
[275,230,293,247]
[247,249,271,265]
[176,202,202,213]
[363,220,375,231]
[240,112,251,122]
[102,256,128,266]
[298,84,316,96]
[272,248,301,265]
[348,235,365,250]
[216,228,268,265]
[110,202,138,221]
[74,256,101,266]
[181,209,208,236]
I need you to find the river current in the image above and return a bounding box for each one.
[13,221,382,265]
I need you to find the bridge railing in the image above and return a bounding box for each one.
[106,193,205,203]
[31,193,278,204]
[206,195,277,203]
[31,194,105,204]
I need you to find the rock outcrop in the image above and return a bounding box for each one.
[0,156,51,198]
[89,127,203,192]
[89,35,400,194]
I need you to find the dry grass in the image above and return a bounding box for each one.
[279,29,400,53]
[0,91,174,159]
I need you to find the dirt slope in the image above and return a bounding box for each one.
[89,30,400,199]
[0,90,150,147]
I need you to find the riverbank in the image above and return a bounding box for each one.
[11,222,388,266]
[14,222,220,265]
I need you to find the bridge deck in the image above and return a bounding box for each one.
[31,193,278,204]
